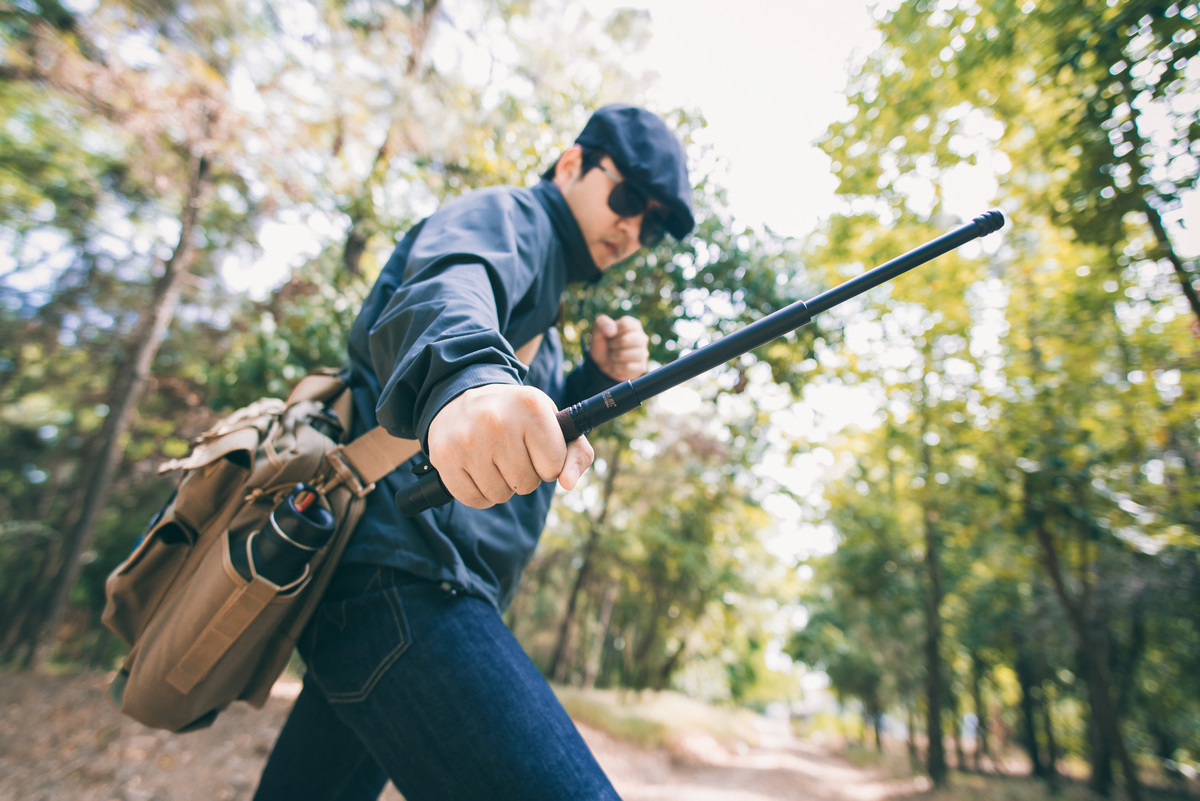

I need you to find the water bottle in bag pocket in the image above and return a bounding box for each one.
[230,483,336,588]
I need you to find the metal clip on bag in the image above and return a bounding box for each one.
[101,370,419,733]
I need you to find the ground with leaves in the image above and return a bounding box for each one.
[0,670,931,801]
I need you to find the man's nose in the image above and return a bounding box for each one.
[616,212,642,242]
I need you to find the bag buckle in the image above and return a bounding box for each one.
[324,446,375,498]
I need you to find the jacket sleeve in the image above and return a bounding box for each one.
[368,191,551,448]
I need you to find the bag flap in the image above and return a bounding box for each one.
[158,427,262,475]
[158,398,284,475]
[286,371,346,406]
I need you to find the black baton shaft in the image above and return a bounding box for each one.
[398,210,1005,516]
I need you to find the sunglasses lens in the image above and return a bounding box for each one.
[601,172,667,247]
[607,182,648,218]
[640,212,667,248]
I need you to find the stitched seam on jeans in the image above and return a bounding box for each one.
[325,589,411,704]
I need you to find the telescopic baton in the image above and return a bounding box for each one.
[396,210,1006,516]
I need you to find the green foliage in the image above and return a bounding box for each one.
[516,398,797,700]
[791,0,1200,788]
[208,252,371,411]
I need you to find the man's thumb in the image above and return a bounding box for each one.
[594,313,617,338]
[558,437,594,490]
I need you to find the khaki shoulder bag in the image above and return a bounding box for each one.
[102,335,543,733]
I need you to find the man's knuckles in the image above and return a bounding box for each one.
[510,473,544,495]
[613,315,642,333]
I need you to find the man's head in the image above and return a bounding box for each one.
[549,104,694,271]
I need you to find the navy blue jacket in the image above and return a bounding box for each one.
[342,179,618,611]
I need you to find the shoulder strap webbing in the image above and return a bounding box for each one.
[334,427,421,487]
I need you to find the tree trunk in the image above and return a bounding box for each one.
[0,527,59,661]
[1084,649,1116,797]
[1016,242,1144,800]
[1014,636,1046,778]
[342,132,394,277]
[653,638,686,692]
[630,605,664,692]
[922,465,947,783]
[1028,479,1143,801]
[950,689,965,770]
[405,0,441,77]
[924,557,946,785]
[906,705,919,767]
[1110,68,1200,328]
[1041,681,1061,791]
[28,149,211,671]
[582,583,617,689]
[548,439,623,682]
[339,0,441,275]
[971,653,990,771]
[865,702,883,753]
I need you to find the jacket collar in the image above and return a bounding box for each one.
[533,179,603,284]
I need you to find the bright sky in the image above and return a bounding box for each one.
[589,0,883,240]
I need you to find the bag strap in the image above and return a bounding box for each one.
[317,333,546,493]
[332,427,421,487]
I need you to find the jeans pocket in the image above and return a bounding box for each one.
[305,584,412,704]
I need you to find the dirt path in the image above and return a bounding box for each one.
[0,672,920,801]
[583,715,926,801]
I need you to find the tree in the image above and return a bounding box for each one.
[1,1,261,665]
[800,1,1200,795]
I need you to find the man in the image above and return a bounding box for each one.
[252,104,694,801]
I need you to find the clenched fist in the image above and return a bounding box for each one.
[427,384,595,509]
[589,314,649,382]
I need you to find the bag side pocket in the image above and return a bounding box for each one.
[102,495,193,648]
[102,456,249,647]
[117,518,311,732]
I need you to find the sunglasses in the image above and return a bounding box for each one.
[595,164,668,248]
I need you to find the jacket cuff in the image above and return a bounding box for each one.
[414,363,522,451]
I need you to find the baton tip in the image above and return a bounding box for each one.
[974,210,1006,235]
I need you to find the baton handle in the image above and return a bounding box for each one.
[393,466,455,517]
[396,210,1005,516]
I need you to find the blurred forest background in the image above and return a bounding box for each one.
[1,0,1198,799]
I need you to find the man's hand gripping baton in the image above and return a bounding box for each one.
[396,210,1006,516]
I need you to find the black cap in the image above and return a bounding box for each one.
[574,104,695,240]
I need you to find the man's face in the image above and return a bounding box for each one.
[554,147,662,271]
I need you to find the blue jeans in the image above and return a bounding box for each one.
[252,564,621,801]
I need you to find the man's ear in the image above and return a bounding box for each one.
[552,144,584,188]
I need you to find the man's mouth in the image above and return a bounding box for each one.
[604,238,627,260]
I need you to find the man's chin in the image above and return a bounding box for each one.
[593,244,629,271]
[592,251,618,271]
